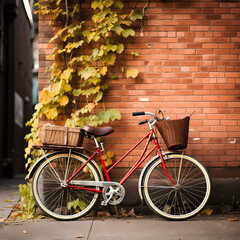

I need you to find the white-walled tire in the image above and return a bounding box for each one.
[32,153,100,220]
[142,154,211,220]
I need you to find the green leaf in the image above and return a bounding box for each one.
[126,68,139,78]
[93,91,103,103]
[73,89,82,97]
[82,30,98,43]
[131,51,139,56]
[117,44,124,54]
[102,53,116,66]
[122,28,135,38]
[114,0,124,9]
[112,23,123,35]
[107,44,118,52]
[119,20,132,26]
[103,0,114,8]
[79,67,97,80]
[109,108,121,120]
[98,109,121,123]
[65,40,84,53]
[130,9,144,21]
[91,1,104,10]
[98,110,110,123]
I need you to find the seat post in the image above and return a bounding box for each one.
[94,138,100,148]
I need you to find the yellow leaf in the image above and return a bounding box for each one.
[5,199,14,202]
[45,107,58,120]
[60,68,74,83]
[126,69,139,78]
[102,155,108,161]
[51,67,61,77]
[64,83,72,92]
[100,66,108,76]
[58,95,69,106]
[200,208,213,216]
[83,166,89,173]
[52,82,62,96]
[39,86,53,104]
[107,151,114,159]
[75,234,83,238]
[104,158,112,167]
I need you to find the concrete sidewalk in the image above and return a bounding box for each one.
[0,214,240,240]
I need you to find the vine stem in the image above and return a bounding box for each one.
[140,0,150,37]
[65,0,69,27]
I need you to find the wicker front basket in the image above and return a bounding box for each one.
[41,125,83,147]
[156,116,190,150]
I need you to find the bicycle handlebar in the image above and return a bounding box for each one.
[132,111,168,124]
[132,112,145,116]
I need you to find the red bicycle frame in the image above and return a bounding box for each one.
[67,129,176,192]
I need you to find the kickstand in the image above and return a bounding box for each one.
[114,205,119,219]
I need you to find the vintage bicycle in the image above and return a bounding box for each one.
[28,111,211,221]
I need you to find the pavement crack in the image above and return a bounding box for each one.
[86,220,94,240]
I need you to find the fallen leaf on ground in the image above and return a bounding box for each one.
[228,217,238,221]
[0,219,5,222]
[200,208,213,216]
[23,231,27,234]
[4,205,14,208]
[75,234,83,238]
[5,199,14,202]
[97,211,110,217]
[128,208,136,217]
[119,208,128,217]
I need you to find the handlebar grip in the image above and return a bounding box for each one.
[139,120,148,125]
[132,112,145,116]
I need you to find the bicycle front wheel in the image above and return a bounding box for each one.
[32,152,101,220]
[142,154,211,220]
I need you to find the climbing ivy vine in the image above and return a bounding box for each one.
[24,0,143,173]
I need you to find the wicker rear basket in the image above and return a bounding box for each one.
[156,116,190,150]
[41,124,83,147]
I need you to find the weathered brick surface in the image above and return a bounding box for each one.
[38,0,240,169]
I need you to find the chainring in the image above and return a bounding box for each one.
[102,184,125,205]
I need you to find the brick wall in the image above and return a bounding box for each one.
[38,0,240,173]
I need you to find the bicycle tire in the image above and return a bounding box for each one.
[142,153,211,220]
[32,152,101,220]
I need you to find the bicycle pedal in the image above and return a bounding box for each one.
[101,200,108,206]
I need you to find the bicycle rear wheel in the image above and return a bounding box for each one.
[142,153,211,220]
[32,152,101,220]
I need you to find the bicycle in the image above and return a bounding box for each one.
[28,110,211,221]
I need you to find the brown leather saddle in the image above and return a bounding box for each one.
[81,125,113,138]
